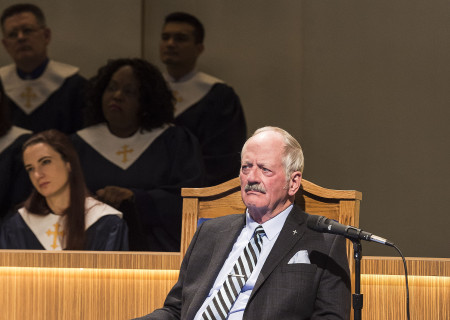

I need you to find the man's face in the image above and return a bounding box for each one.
[160,22,203,68]
[240,132,295,220]
[2,12,50,67]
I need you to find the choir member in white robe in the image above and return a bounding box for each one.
[0,4,86,134]
[72,59,205,251]
[0,130,128,250]
[160,12,247,186]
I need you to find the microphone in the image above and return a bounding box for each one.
[306,214,394,246]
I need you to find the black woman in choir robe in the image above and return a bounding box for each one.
[71,58,205,252]
[0,130,128,250]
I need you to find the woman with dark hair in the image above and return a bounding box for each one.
[71,58,204,251]
[0,79,32,220]
[0,129,128,250]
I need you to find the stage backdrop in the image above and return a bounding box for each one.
[0,0,449,258]
[0,0,141,78]
[143,0,450,258]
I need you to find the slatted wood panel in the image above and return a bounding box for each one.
[0,250,181,320]
[0,252,447,319]
[361,257,449,320]
[0,266,178,320]
[0,250,180,269]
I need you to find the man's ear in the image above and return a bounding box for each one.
[288,171,302,196]
[43,27,51,45]
[196,43,204,55]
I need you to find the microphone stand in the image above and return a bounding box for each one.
[352,240,363,320]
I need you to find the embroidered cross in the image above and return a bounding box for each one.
[46,223,64,250]
[172,90,183,103]
[20,86,37,108]
[117,145,134,163]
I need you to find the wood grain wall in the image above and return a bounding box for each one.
[0,251,447,319]
[361,257,449,320]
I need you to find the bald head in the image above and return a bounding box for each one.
[242,126,304,181]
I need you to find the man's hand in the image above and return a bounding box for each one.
[96,186,134,208]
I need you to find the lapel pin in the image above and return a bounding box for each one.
[293,230,298,235]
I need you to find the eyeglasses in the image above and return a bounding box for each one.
[4,25,44,40]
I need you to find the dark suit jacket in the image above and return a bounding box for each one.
[137,205,351,319]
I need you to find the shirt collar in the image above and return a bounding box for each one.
[245,204,293,241]
[17,58,49,80]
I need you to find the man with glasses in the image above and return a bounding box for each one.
[0,3,86,134]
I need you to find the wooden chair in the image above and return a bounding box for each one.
[181,177,362,267]
[181,177,361,319]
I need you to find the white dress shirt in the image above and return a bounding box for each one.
[194,205,293,319]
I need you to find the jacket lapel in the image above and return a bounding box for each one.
[187,215,246,318]
[208,216,246,273]
[250,205,307,297]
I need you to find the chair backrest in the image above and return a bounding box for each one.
[181,178,361,320]
[181,177,362,266]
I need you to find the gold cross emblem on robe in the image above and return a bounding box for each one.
[117,145,134,163]
[20,86,37,108]
[46,223,64,250]
[172,90,183,103]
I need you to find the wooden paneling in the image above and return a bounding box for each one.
[0,251,447,319]
[0,266,178,320]
[361,256,449,276]
[0,250,181,320]
[360,257,449,320]
[0,250,181,269]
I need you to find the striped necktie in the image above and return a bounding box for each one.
[201,225,265,320]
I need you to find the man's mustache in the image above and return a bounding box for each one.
[244,184,266,193]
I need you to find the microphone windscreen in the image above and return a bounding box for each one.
[306,214,323,231]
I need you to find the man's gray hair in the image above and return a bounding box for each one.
[242,126,304,181]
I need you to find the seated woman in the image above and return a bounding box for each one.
[0,130,129,250]
[0,79,32,220]
[71,58,205,251]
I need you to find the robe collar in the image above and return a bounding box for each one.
[18,197,122,250]
[0,60,79,114]
[17,58,49,80]
[0,126,31,154]
[164,71,223,117]
[76,123,170,170]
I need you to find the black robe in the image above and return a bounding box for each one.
[0,129,32,220]
[8,74,86,134]
[174,83,247,186]
[71,125,205,251]
[0,212,128,251]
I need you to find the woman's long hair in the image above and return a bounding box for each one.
[22,130,88,249]
[0,79,12,137]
